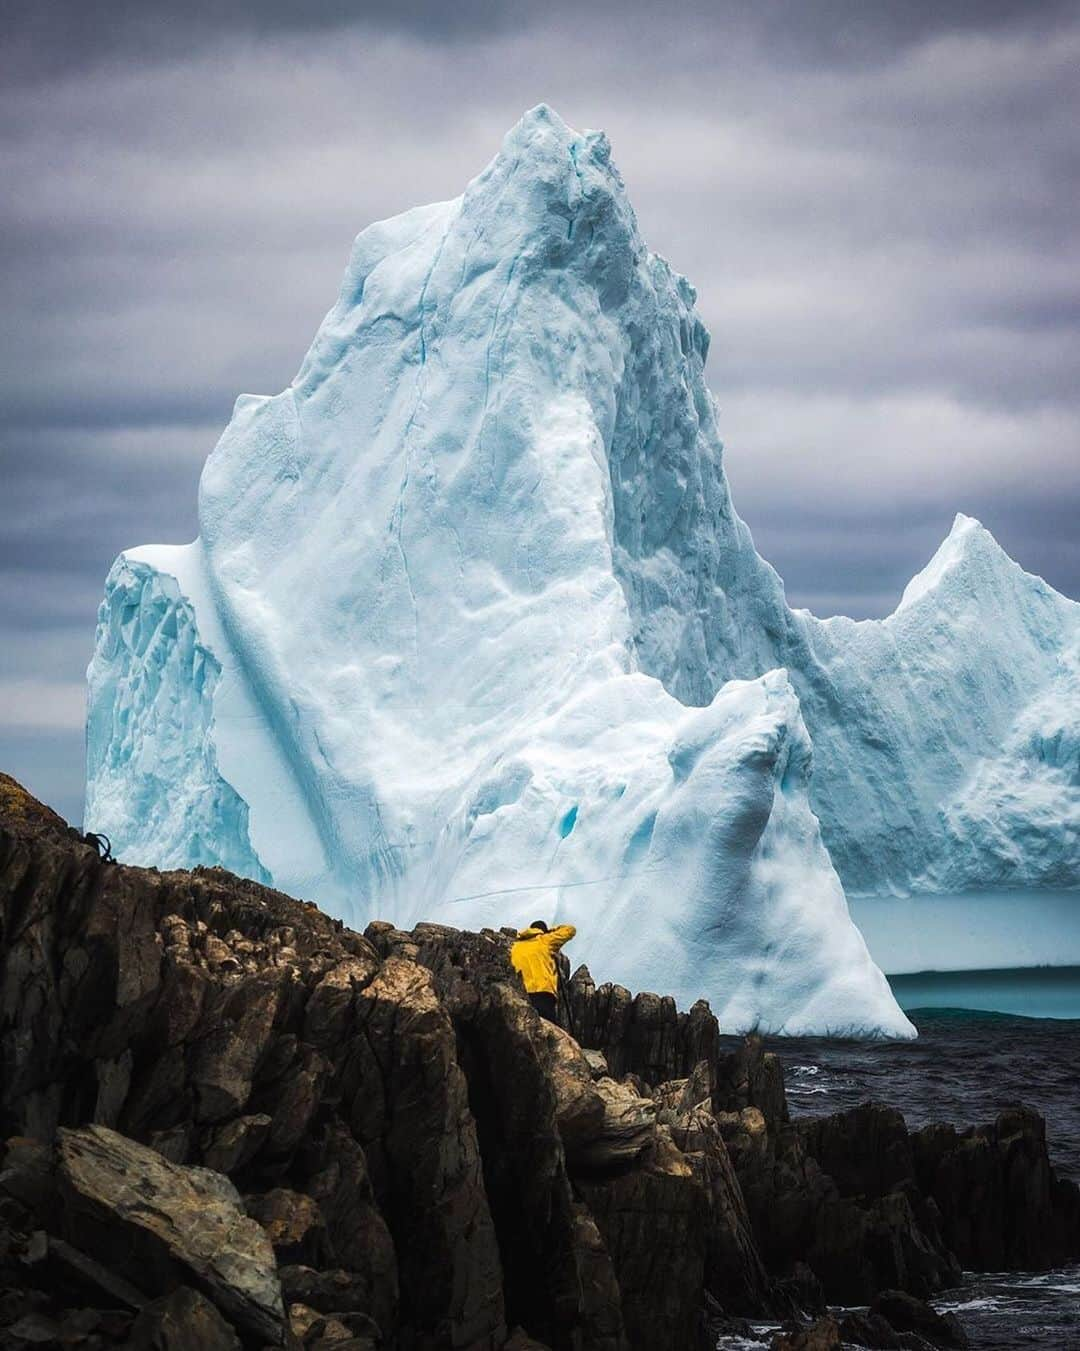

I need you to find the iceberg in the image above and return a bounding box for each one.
[86,106,1078,1033]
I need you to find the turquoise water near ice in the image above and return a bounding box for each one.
[889,966,1080,1020]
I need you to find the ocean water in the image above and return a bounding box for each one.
[848,891,1080,976]
[716,972,1080,1347]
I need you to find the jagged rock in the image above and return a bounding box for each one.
[126,1287,241,1349]
[279,1266,376,1315]
[289,1301,355,1343]
[503,1330,553,1351]
[669,1103,772,1313]
[350,955,506,1348]
[720,1101,960,1305]
[527,1019,605,1151]
[298,1123,397,1336]
[870,1291,968,1349]
[582,1049,609,1080]
[573,1078,656,1170]
[56,1125,283,1342]
[0,1139,57,1227]
[913,1106,1080,1270]
[457,973,627,1349]
[715,1035,788,1128]
[202,1113,272,1174]
[578,1131,705,1351]
[0,775,1076,1351]
[797,1103,916,1202]
[246,1188,327,1265]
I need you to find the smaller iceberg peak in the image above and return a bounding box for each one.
[893,512,1013,615]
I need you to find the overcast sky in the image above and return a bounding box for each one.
[2,0,1078,825]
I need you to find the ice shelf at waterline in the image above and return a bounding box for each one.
[87,107,1078,1035]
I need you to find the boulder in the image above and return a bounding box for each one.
[56,1125,283,1343]
[574,1078,656,1170]
[837,1309,903,1348]
[526,1018,605,1151]
[870,1291,968,1349]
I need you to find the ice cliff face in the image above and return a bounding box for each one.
[87,107,1078,1034]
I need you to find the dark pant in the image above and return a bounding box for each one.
[529,991,558,1023]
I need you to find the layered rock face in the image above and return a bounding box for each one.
[1,774,1078,1350]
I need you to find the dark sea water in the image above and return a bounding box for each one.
[718,970,1080,1349]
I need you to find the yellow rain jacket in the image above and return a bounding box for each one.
[510,924,577,997]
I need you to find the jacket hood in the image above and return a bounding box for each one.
[515,926,545,940]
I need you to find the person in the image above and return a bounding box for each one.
[510,919,576,1022]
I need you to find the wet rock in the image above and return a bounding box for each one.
[837,1308,903,1348]
[56,1125,283,1343]
[870,1291,968,1349]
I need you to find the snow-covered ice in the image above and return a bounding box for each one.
[86,107,1078,1034]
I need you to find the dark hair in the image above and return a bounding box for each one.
[530,919,549,933]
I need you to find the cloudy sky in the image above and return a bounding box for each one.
[3,0,1078,825]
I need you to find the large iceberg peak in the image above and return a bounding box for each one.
[87,106,1079,1031]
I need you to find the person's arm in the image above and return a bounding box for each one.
[545,924,576,952]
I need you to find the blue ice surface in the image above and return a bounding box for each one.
[559,804,578,838]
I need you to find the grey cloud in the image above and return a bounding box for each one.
[1,1,1077,823]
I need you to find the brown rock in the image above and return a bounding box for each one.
[352,956,506,1349]
[56,1124,283,1343]
[246,1188,327,1265]
[770,1314,841,1350]
[527,1018,605,1151]
[578,1130,705,1351]
[202,1113,272,1174]
[574,1077,656,1169]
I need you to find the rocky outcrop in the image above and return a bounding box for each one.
[0,773,1077,1350]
